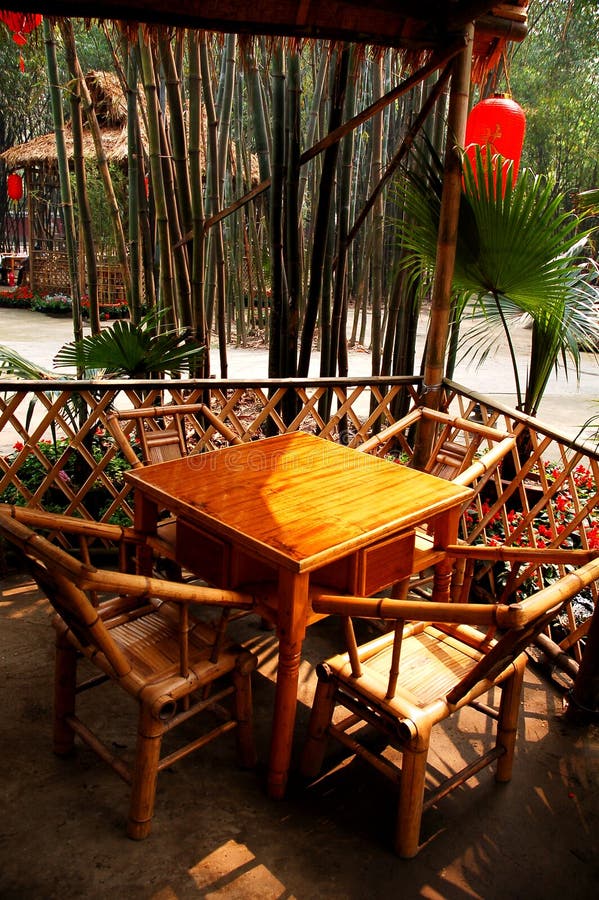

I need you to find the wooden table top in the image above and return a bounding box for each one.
[126,432,472,573]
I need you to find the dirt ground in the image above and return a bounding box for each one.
[1,568,598,900]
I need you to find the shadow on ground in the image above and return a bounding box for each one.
[1,571,598,899]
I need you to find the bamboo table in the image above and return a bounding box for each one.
[125,431,472,798]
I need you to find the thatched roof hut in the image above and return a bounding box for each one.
[0,72,133,169]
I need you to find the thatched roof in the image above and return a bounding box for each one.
[0,68,260,186]
[0,70,131,168]
[0,127,130,169]
[83,70,127,127]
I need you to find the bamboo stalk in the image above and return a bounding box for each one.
[43,20,83,347]
[59,20,132,306]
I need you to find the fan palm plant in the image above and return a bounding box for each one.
[397,145,599,414]
[53,310,205,378]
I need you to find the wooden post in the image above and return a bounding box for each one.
[413,23,474,470]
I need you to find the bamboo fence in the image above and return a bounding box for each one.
[0,375,597,666]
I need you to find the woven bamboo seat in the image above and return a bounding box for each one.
[301,554,599,856]
[0,506,258,839]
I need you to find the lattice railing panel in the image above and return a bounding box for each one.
[1,374,597,660]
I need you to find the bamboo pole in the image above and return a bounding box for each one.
[63,67,100,335]
[414,23,474,469]
[59,20,132,307]
[187,31,208,372]
[43,20,83,347]
[138,29,176,325]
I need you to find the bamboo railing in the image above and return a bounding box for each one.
[1,374,597,669]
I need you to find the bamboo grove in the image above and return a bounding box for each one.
[40,22,457,381]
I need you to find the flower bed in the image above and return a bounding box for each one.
[466,461,599,552]
[463,460,598,639]
[0,285,34,308]
[81,297,130,320]
[0,288,130,320]
[31,293,73,315]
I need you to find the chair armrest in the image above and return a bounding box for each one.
[82,566,258,611]
[499,557,599,628]
[105,412,144,468]
[358,409,422,455]
[445,544,599,565]
[310,591,502,628]
[0,503,140,544]
[452,435,516,486]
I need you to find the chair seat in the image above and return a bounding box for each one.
[108,607,247,686]
[363,627,484,706]
[328,625,491,716]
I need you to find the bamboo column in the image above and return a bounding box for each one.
[413,24,474,469]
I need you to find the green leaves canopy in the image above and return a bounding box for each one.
[396,147,599,414]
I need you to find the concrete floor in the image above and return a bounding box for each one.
[1,570,597,900]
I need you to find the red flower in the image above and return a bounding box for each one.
[586,526,599,550]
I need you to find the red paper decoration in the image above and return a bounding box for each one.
[465,94,526,192]
[7,172,23,201]
[0,10,42,46]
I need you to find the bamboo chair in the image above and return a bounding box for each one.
[0,506,258,839]
[359,406,514,480]
[301,554,599,857]
[106,403,243,577]
[106,402,243,471]
[360,408,516,599]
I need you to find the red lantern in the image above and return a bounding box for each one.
[465,94,526,193]
[7,172,23,201]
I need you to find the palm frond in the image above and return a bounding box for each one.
[54,316,205,378]
[395,146,598,413]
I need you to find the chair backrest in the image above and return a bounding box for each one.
[359,406,515,486]
[106,403,243,469]
[446,560,599,702]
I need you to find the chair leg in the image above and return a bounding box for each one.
[233,668,257,768]
[53,634,77,756]
[395,733,430,858]
[127,707,164,840]
[495,654,527,783]
[300,677,337,778]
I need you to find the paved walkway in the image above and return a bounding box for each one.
[1,305,597,446]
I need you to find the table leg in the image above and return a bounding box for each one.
[432,506,461,603]
[267,569,310,799]
[134,491,158,576]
